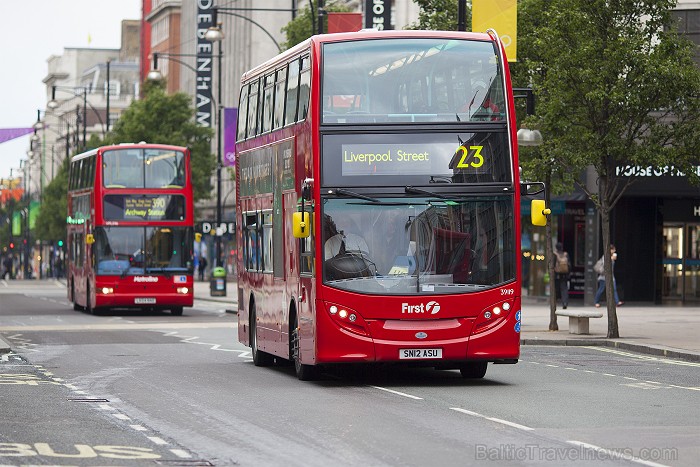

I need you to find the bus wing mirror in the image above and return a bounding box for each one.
[293,212,311,238]
[86,234,95,245]
[301,177,313,201]
[531,200,551,226]
[520,182,545,196]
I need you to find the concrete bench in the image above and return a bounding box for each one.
[555,309,604,334]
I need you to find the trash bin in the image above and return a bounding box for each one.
[210,266,227,297]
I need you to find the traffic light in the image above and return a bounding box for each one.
[9,242,14,250]
[57,240,64,247]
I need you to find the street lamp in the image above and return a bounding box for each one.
[514,88,543,147]
[205,21,224,268]
[47,85,106,150]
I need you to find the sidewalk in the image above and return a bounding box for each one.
[3,280,699,362]
[520,298,700,362]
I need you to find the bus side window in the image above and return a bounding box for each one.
[297,55,311,121]
[285,58,300,125]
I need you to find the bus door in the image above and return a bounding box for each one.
[293,195,316,361]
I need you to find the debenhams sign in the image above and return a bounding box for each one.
[196,0,214,128]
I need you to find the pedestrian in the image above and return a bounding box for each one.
[198,255,208,281]
[3,254,13,280]
[594,244,623,307]
[553,242,571,309]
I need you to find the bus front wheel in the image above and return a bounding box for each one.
[71,281,83,311]
[171,307,183,316]
[460,362,488,379]
[291,311,318,381]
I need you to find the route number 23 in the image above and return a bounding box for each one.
[455,145,484,169]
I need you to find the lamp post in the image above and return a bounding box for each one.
[205,22,224,268]
[48,85,106,150]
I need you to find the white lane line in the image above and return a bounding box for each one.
[130,424,148,431]
[450,407,534,431]
[567,440,670,467]
[584,346,700,367]
[112,413,131,421]
[369,385,423,400]
[98,404,113,410]
[170,449,192,458]
[147,436,168,445]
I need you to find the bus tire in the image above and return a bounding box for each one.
[250,300,273,367]
[291,309,318,381]
[85,283,94,314]
[171,307,184,316]
[71,280,83,311]
[460,362,488,379]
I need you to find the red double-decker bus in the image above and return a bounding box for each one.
[235,30,547,380]
[66,143,195,315]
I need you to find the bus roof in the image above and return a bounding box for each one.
[70,143,188,161]
[241,29,498,83]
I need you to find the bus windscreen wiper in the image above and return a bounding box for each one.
[333,188,379,203]
[405,186,464,202]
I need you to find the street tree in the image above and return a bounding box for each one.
[281,1,351,50]
[104,79,215,202]
[522,0,700,337]
[34,158,69,245]
[406,0,464,31]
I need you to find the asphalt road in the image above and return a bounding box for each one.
[1,282,698,466]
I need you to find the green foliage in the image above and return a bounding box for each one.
[526,0,700,209]
[35,158,69,243]
[105,80,215,202]
[281,1,352,50]
[406,0,465,31]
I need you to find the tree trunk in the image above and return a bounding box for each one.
[546,172,558,330]
[599,176,620,338]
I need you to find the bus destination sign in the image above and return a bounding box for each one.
[340,143,486,177]
[104,194,185,221]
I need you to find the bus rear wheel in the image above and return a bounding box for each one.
[250,301,273,367]
[291,312,318,381]
[460,362,488,379]
[171,307,183,316]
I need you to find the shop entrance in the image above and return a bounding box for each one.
[662,224,700,303]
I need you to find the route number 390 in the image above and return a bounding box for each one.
[455,145,484,169]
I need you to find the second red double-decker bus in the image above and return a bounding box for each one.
[66,143,195,315]
[235,30,547,380]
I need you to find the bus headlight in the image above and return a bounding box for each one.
[324,302,369,337]
[101,287,114,294]
[177,287,189,294]
[473,300,514,334]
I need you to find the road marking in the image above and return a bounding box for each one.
[584,346,700,367]
[99,404,114,410]
[567,440,670,467]
[130,424,148,431]
[147,436,168,445]
[369,385,423,400]
[450,407,534,431]
[0,322,235,332]
[113,413,131,421]
[170,449,192,458]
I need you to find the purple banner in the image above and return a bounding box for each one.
[224,107,237,167]
[0,127,34,144]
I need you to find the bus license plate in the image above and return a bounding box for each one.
[399,348,442,360]
[135,298,156,304]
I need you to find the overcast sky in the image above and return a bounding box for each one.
[0,0,141,180]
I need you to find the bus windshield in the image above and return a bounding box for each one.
[321,196,515,295]
[322,38,504,124]
[94,226,193,276]
[102,148,186,189]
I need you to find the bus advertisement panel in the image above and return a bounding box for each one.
[235,30,546,380]
[66,143,194,315]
